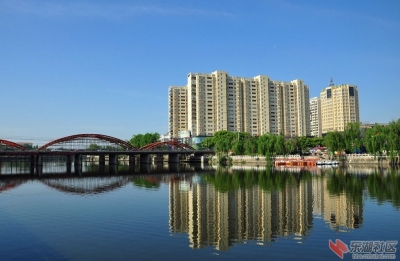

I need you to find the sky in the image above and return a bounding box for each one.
[1,0,399,145]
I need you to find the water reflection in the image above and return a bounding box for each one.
[170,168,314,250]
[0,159,399,252]
[169,166,400,250]
[42,176,132,195]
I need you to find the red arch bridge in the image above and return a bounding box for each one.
[0,134,214,170]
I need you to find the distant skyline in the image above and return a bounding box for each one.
[1,0,399,145]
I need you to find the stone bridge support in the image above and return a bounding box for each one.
[36,155,43,166]
[67,155,73,165]
[109,154,118,165]
[30,155,35,174]
[99,155,106,165]
[168,153,180,163]
[109,164,118,174]
[129,155,135,165]
[140,153,150,164]
[74,154,82,166]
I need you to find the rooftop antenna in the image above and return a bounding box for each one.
[329,77,334,86]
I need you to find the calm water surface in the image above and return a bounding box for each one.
[0,162,399,261]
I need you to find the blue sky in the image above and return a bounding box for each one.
[1,0,399,145]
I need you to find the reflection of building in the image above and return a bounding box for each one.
[168,71,310,138]
[320,84,360,134]
[169,176,313,250]
[312,175,363,231]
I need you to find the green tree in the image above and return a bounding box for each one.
[386,119,400,161]
[213,130,237,154]
[201,137,215,149]
[88,144,102,151]
[364,125,387,156]
[257,133,276,157]
[285,138,297,154]
[324,131,345,154]
[130,132,160,148]
[243,133,258,155]
[274,134,287,155]
[343,122,361,153]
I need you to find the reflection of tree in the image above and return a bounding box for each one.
[204,167,312,192]
[132,177,160,190]
[367,169,400,209]
[325,168,400,209]
[326,169,364,206]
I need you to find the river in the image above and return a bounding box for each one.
[0,161,399,260]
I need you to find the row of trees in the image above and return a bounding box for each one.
[201,130,324,157]
[324,120,400,159]
[201,119,400,159]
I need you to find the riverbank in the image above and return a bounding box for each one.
[209,154,400,166]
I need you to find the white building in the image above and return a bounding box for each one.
[169,70,311,138]
[310,97,322,137]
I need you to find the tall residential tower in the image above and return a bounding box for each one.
[169,70,310,138]
[309,97,322,137]
[320,84,360,134]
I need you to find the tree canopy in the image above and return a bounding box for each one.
[129,132,160,148]
[195,119,400,161]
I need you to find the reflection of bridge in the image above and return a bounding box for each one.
[0,134,214,175]
[0,172,206,194]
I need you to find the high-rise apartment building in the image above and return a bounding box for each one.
[309,97,322,137]
[168,86,188,138]
[320,84,360,134]
[169,70,310,138]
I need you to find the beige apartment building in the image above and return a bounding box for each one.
[169,70,310,138]
[310,97,322,137]
[320,84,360,134]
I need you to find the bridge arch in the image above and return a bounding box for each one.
[37,134,136,151]
[0,139,27,150]
[139,141,195,151]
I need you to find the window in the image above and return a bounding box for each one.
[349,87,354,96]
[327,89,332,99]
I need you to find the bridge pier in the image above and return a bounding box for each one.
[140,164,151,173]
[75,164,82,175]
[109,164,118,174]
[74,154,82,166]
[36,164,43,176]
[129,155,135,165]
[97,163,104,174]
[30,155,35,175]
[99,155,106,166]
[169,163,180,172]
[140,153,150,164]
[168,153,180,163]
[109,154,118,165]
[65,155,73,174]
[36,155,43,166]
[66,162,72,174]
